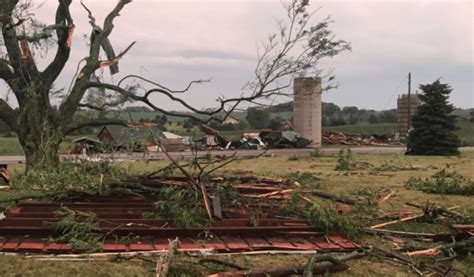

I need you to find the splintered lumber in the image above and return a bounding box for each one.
[407,248,441,257]
[156,238,179,277]
[366,228,436,238]
[406,239,474,257]
[370,214,423,229]
[452,224,474,231]
[378,190,395,204]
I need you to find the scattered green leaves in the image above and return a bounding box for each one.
[285,171,320,187]
[16,160,126,197]
[306,204,363,240]
[144,186,209,228]
[405,168,474,195]
[334,148,372,171]
[51,207,102,253]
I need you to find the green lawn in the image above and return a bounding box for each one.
[0,137,24,156]
[0,136,77,156]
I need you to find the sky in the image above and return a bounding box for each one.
[2,0,473,111]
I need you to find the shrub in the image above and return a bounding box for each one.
[335,148,356,170]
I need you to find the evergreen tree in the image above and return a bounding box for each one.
[406,80,460,156]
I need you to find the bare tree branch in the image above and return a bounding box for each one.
[0,98,18,131]
[63,118,126,135]
[88,0,131,60]
[59,0,132,124]
[42,0,74,87]
[0,58,14,80]
[1,0,21,71]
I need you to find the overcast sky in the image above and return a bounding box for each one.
[3,0,473,111]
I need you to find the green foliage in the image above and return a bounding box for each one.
[351,188,381,207]
[406,80,460,156]
[335,148,356,171]
[144,186,209,228]
[287,155,299,161]
[51,207,102,252]
[305,205,362,239]
[335,148,372,171]
[16,160,126,196]
[268,116,284,130]
[246,107,271,129]
[285,171,320,187]
[405,168,474,195]
[372,160,399,172]
[309,148,324,158]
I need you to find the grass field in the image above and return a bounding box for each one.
[1,150,473,276]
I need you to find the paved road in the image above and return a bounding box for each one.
[1,146,473,165]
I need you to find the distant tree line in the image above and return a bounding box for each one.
[1,103,472,135]
[251,102,397,129]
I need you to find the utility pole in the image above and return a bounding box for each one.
[407,72,412,133]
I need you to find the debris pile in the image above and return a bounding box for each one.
[199,125,312,150]
[0,175,359,255]
[259,130,312,148]
[322,130,402,146]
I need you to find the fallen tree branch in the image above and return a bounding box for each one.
[310,191,360,205]
[207,263,349,277]
[156,238,179,277]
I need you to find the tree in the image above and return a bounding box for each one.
[154,115,168,126]
[246,107,271,129]
[269,116,284,130]
[368,114,378,124]
[406,80,460,156]
[0,0,350,169]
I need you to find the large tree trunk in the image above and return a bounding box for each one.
[22,135,62,170]
[17,87,64,170]
[18,123,63,170]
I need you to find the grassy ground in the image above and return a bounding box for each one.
[1,150,473,276]
[0,137,24,156]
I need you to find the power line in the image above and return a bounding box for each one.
[381,77,405,110]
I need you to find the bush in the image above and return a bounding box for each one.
[335,148,355,170]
